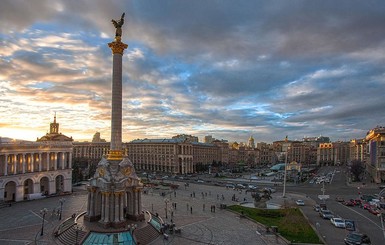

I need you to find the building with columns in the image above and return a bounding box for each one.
[0,116,73,202]
[127,138,193,174]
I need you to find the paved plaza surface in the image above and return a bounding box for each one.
[0,182,307,245]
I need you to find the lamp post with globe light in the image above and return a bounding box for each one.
[74,224,83,245]
[128,223,137,244]
[59,198,65,220]
[282,148,288,198]
[164,198,169,219]
[40,208,48,236]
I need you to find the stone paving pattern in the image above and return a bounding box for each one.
[0,182,310,245]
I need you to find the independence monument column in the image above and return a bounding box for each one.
[85,13,143,228]
[108,13,128,161]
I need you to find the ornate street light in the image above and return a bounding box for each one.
[283,147,290,198]
[74,224,83,245]
[59,198,65,220]
[164,198,169,219]
[40,208,48,236]
[128,223,137,245]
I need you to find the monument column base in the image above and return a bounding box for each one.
[84,214,101,222]
[98,220,127,229]
[127,213,145,222]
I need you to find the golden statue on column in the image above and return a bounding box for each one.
[85,13,143,228]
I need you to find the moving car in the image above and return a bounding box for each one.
[336,196,345,202]
[313,204,320,212]
[330,217,346,228]
[344,232,371,245]
[296,200,305,206]
[319,209,334,219]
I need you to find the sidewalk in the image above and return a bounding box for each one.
[143,183,291,245]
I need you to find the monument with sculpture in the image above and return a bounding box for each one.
[84,12,144,228]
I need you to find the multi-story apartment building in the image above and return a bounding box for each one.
[365,126,385,183]
[317,141,350,166]
[72,142,110,160]
[0,115,73,202]
[72,137,231,175]
[349,139,366,162]
[212,140,229,164]
[256,142,273,165]
[127,138,193,174]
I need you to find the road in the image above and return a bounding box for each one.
[178,166,385,245]
[286,166,385,245]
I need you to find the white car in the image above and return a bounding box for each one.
[296,200,305,206]
[330,217,346,228]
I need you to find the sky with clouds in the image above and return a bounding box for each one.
[1,0,385,143]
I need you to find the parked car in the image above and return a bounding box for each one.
[225,184,235,189]
[362,203,370,209]
[367,207,380,215]
[296,200,305,206]
[330,217,346,228]
[344,232,371,245]
[343,201,355,206]
[319,209,334,219]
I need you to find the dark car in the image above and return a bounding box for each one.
[344,232,371,245]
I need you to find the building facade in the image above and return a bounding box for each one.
[317,142,350,166]
[0,116,72,202]
[126,139,193,174]
[365,126,385,183]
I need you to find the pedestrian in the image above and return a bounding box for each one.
[190,206,192,214]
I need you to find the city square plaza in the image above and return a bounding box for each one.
[0,181,300,245]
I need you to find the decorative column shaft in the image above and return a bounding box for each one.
[107,39,128,161]
[22,154,25,174]
[38,153,42,172]
[4,154,8,175]
[114,192,120,222]
[31,153,34,172]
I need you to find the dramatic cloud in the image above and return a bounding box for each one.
[1,0,385,143]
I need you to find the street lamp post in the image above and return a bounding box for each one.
[164,198,169,219]
[282,148,289,198]
[59,198,65,220]
[128,223,137,245]
[74,224,83,245]
[40,208,48,236]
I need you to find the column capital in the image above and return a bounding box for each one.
[108,40,128,55]
[107,150,123,161]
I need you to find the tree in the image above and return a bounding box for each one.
[72,157,88,183]
[350,160,365,182]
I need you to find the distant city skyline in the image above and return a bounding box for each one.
[1,1,385,143]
